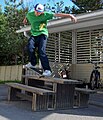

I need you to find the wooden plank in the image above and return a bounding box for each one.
[10,65,19,80]
[4,66,12,81]
[55,84,75,109]
[74,91,89,108]
[8,87,11,101]
[6,83,55,95]
[74,87,96,108]
[0,66,6,80]
[75,87,96,94]
[32,93,37,111]
[22,75,81,84]
[6,83,54,111]
[17,65,23,80]
[0,65,22,81]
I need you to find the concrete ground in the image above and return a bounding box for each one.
[0,84,103,120]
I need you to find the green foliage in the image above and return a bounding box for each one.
[72,0,103,13]
[0,0,28,65]
[44,1,71,13]
[44,0,103,14]
[0,5,2,14]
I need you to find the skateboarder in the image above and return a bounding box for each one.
[23,3,77,76]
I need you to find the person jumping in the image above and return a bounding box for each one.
[23,3,77,76]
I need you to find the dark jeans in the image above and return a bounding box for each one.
[27,34,51,71]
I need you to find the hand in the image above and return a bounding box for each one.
[71,15,77,23]
[23,17,27,25]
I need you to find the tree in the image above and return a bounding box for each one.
[0,0,28,65]
[44,0,102,14]
[72,0,103,13]
[44,1,68,13]
[0,11,8,65]
[0,5,2,14]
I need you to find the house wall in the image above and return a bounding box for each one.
[47,25,103,83]
[70,63,103,84]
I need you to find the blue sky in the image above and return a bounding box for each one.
[0,0,75,11]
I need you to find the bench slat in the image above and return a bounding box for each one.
[6,83,54,95]
[22,75,81,84]
[74,87,96,108]
[75,87,96,94]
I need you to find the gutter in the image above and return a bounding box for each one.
[16,9,103,33]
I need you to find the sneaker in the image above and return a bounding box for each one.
[24,62,35,68]
[42,70,52,77]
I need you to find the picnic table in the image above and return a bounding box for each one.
[22,75,81,110]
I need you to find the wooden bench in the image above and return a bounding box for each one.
[6,83,55,111]
[22,75,82,109]
[74,87,96,108]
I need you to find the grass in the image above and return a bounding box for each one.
[0,80,22,84]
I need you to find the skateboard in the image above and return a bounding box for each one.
[24,65,54,78]
[25,66,45,78]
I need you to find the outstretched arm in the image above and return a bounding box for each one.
[54,13,77,23]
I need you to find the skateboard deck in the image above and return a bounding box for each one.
[24,66,54,78]
[25,66,45,77]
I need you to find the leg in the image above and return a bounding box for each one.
[27,36,37,66]
[38,34,51,71]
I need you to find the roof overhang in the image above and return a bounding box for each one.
[16,9,103,33]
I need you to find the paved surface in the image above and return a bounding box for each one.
[0,84,103,120]
[89,90,103,107]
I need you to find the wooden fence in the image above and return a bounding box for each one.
[0,65,22,81]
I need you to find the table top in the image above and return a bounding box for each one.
[22,75,81,84]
